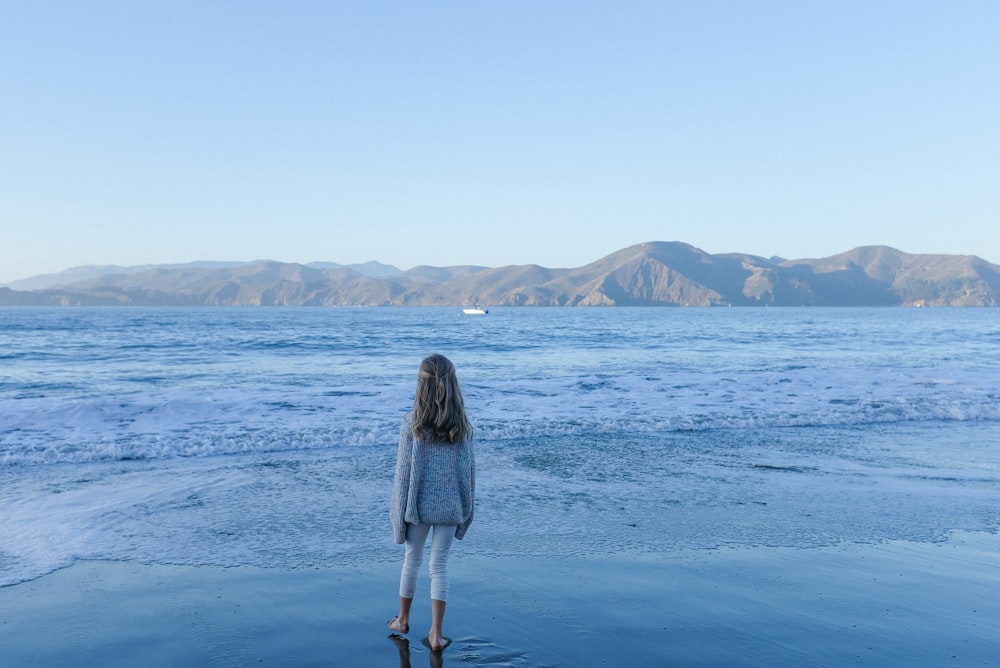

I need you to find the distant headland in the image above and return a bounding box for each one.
[2,242,998,307]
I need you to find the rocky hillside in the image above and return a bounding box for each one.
[2,242,998,306]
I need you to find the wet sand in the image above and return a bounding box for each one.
[1,531,997,667]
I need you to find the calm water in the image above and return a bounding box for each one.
[2,307,999,586]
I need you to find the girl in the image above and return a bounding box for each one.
[388,354,475,651]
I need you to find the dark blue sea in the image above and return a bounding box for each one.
[2,307,999,586]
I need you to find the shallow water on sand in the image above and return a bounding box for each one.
[1,532,998,667]
[2,422,998,590]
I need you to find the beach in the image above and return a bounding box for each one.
[3,307,999,666]
[2,530,997,667]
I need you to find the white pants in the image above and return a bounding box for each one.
[399,523,455,602]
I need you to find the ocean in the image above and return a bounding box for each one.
[2,306,999,588]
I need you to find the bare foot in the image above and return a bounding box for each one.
[423,634,452,652]
[387,615,409,634]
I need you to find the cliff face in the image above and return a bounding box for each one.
[3,243,998,306]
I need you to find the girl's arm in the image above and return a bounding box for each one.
[390,417,413,544]
[455,437,475,540]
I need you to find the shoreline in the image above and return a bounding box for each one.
[2,531,998,667]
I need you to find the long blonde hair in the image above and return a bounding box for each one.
[411,354,471,444]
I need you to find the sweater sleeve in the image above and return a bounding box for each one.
[455,436,475,540]
[390,417,413,544]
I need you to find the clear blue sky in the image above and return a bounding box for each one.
[2,1,998,283]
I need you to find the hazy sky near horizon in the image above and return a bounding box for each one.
[2,2,998,283]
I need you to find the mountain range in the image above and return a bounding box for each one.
[2,242,998,307]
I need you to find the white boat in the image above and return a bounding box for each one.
[462,306,488,315]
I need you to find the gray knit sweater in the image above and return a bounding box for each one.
[390,414,475,544]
